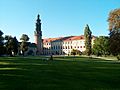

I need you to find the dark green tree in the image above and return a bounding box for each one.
[5,35,13,56]
[20,34,29,56]
[71,49,81,56]
[0,30,5,56]
[109,32,120,56]
[93,36,110,56]
[5,35,19,56]
[13,37,19,55]
[108,8,120,59]
[84,24,92,56]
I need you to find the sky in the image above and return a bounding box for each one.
[0,0,120,42]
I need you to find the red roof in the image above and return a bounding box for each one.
[63,35,85,41]
[43,35,95,43]
[43,37,62,43]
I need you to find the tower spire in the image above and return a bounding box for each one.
[37,14,41,22]
[37,14,40,19]
[34,14,43,55]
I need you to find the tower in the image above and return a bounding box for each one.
[34,14,43,55]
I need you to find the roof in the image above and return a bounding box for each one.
[43,37,62,43]
[43,35,96,43]
[63,35,85,41]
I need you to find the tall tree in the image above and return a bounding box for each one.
[13,37,19,55]
[5,35,13,56]
[20,34,29,56]
[5,35,19,56]
[93,36,110,56]
[84,24,92,56]
[108,8,120,57]
[0,30,5,56]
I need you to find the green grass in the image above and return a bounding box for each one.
[0,56,120,90]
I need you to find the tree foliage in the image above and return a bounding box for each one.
[108,8,120,57]
[5,35,19,56]
[108,8,120,32]
[12,37,19,55]
[0,30,5,56]
[93,36,110,56]
[109,32,120,56]
[84,24,92,56]
[20,34,29,56]
[71,49,81,56]
[20,34,29,42]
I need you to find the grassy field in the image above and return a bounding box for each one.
[0,56,120,90]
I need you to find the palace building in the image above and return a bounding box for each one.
[34,14,95,55]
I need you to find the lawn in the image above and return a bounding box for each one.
[0,56,120,90]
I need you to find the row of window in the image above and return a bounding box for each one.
[43,46,85,50]
[44,41,85,45]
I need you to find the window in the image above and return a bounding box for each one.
[56,46,58,49]
[58,46,60,49]
[54,46,55,49]
[68,46,70,49]
[51,47,53,49]
[66,46,67,49]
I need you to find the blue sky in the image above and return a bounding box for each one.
[0,0,120,42]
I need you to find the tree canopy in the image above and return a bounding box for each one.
[5,35,19,56]
[71,49,81,56]
[108,8,120,32]
[20,34,29,56]
[84,24,92,56]
[108,8,120,57]
[20,34,29,42]
[0,30,5,56]
[93,36,110,56]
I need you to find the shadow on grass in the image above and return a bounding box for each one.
[52,56,118,63]
[0,56,120,90]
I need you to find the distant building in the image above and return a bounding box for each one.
[34,14,95,55]
[43,35,95,55]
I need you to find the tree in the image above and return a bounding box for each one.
[5,35,13,56]
[109,32,120,56]
[0,30,5,56]
[84,24,92,56]
[20,34,29,56]
[71,49,82,56]
[108,8,120,32]
[5,35,19,56]
[93,36,110,56]
[108,8,120,58]
[12,37,19,55]
[20,34,29,41]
